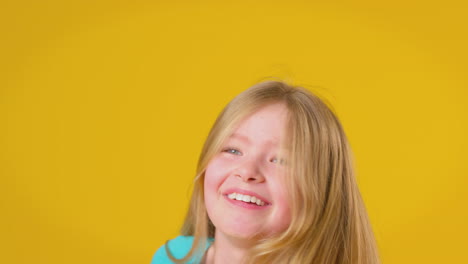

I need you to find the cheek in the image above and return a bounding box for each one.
[204,160,223,193]
[204,157,233,188]
[203,159,227,214]
[271,182,293,232]
[275,196,292,230]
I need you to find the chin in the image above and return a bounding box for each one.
[217,221,265,240]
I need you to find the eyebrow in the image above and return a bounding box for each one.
[229,133,251,143]
[229,132,280,147]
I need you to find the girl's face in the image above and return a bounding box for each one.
[204,102,292,240]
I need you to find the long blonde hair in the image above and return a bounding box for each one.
[168,80,380,264]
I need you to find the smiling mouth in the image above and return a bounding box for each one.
[226,192,268,206]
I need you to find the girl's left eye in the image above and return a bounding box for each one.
[270,157,286,165]
[223,148,242,156]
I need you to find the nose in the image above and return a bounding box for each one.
[234,159,265,183]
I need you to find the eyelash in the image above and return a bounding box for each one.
[222,148,242,156]
[270,157,285,165]
[222,147,285,165]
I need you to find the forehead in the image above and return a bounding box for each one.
[228,103,289,145]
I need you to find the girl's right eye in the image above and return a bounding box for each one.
[223,148,242,156]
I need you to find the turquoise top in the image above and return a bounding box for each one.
[151,236,213,264]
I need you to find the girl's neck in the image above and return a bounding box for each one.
[205,232,256,264]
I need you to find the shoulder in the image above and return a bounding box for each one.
[151,236,212,264]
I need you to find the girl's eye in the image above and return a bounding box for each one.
[270,157,286,165]
[223,148,242,156]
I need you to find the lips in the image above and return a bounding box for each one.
[227,192,266,206]
[222,188,271,205]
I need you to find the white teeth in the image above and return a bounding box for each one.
[227,192,266,206]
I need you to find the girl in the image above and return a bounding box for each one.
[151,80,380,264]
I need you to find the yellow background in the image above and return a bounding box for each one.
[1,1,467,263]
